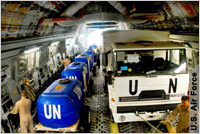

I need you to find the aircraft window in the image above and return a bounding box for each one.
[115,49,187,76]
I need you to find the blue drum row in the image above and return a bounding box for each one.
[36,45,99,129]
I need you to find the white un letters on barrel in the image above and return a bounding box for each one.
[44,104,61,119]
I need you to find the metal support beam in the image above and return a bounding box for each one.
[1,34,70,51]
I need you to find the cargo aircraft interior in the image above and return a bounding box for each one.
[1,1,199,133]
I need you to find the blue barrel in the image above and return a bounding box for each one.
[84,50,96,63]
[89,44,97,50]
[61,62,89,83]
[73,54,93,70]
[37,79,85,128]
[88,48,97,63]
[89,45,99,64]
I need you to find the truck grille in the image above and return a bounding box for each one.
[119,90,169,102]
[117,104,177,113]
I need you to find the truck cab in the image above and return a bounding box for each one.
[105,41,189,123]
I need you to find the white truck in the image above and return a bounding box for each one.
[103,40,189,123]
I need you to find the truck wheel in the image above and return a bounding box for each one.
[97,58,100,68]
[80,106,91,132]
[79,127,84,133]
[104,76,108,93]
[88,79,94,95]
[92,66,96,77]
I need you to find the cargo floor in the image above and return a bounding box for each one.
[87,64,111,133]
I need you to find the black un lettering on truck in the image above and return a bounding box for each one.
[168,78,177,93]
[129,78,177,95]
[129,80,138,95]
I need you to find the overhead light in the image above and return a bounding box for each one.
[24,47,40,54]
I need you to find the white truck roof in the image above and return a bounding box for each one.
[103,30,170,52]
[111,41,186,51]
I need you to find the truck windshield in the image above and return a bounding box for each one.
[115,49,187,76]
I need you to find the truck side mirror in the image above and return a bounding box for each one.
[102,52,108,66]
[107,71,113,85]
[102,50,112,67]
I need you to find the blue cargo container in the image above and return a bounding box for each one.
[84,50,96,63]
[88,48,97,63]
[37,79,85,128]
[60,62,89,83]
[73,54,93,71]
[89,44,97,50]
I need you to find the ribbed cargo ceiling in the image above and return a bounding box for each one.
[1,1,199,41]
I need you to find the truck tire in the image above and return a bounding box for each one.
[88,79,94,95]
[79,106,91,132]
[97,57,100,68]
[92,66,96,77]
[104,76,108,93]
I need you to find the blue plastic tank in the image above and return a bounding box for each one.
[84,50,96,63]
[73,54,93,70]
[89,44,97,50]
[37,79,85,128]
[88,48,97,63]
[61,62,89,83]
